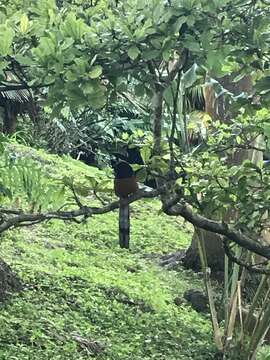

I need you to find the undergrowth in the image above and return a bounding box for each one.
[0,144,218,359]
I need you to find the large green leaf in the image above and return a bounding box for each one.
[172,16,187,34]
[140,146,151,163]
[32,36,56,60]
[182,63,198,89]
[128,46,140,60]
[89,65,103,79]
[20,14,30,34]
[0,26,14,56]
[61,12,88,41]
[255,76,270,94]
[184,35,200,52]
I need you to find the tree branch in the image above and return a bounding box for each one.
[0,188,161,234]
[164,49,188,87]
[162,196,270,259]
[1,184,270,262]
[223,238,270,275]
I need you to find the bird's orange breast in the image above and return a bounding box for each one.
[114,176,138,198]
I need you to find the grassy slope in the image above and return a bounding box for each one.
[0,145,217,360]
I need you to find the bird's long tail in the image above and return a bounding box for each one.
[119,199,130,249]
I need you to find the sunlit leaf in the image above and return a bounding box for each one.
[20,14,30,34]
[89,66,103,79]
[128,46,140,60]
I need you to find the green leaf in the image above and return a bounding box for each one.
[20,14,30,34]
[74,184,90,197]
[65,86,86,105]
[162,50,171,61]
[0,183,12,199]
[82,82,95,95]
[232,72,246,83]
[61,12,88,41]
[33,36,56,59]
[236,136,241,144]
[88,85,106,109]
[89,65,103,79]
[150,38,162,48]
[182,63,198,89]
[61,38,74,50]
[0,26,14,56]
[140,146,151,163]
[128,46,140,60]
[206,50,226,76]
[142,50,160,60]
[134,27,146,40]
[131,164,145,171]
[65,70,78,82]
[15,54,33,66]
[201,31,214,51]
[264,123,270,138]
[90,54,98,66]
[184,35,200,52]
[153,3,164,22]
[172,16,187,34]
[255,76,270,94]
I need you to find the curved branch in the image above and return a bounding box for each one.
[0,188,161,234]
[162,196,270,259]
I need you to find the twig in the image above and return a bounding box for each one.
[93,189,107,205]
[223,238,270,275]
[70,185,84,208]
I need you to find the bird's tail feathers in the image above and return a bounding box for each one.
[119,200,130,249]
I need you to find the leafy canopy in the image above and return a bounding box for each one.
[0,0,269,113]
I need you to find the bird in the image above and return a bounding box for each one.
[113,160,138,249]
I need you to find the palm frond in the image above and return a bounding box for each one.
[0,71,32,105]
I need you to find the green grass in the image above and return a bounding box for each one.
[0,206,216,360]
[0,144,217,359]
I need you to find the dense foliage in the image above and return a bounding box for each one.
[1,0,270,359]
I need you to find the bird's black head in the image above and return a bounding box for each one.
[113,160,134,179]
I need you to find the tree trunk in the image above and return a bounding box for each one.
[184,74,262,270]
[152,89,164,157]
[3,103,17,135]
[0,257,22,302]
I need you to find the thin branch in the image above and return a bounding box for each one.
[214,143,265,153]
[164,49,188,87]
[93,189,107,205]
[70,184,84,209]
[223,238,270,275]
[169,70,181,173]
